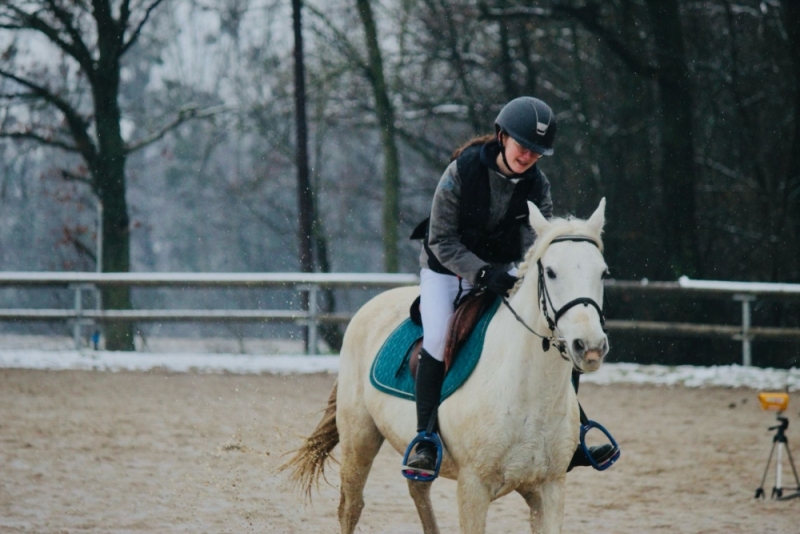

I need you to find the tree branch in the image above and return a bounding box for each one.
[70,233,98,263]
[305,4,370,75]
[120,0,167,55]
[0,67,97,163]
[124,104,230,154]
[43,0,95,71]
[480,2,660,79]
[3,3,94,76]
[61,168,94,187]
[119,0,132,29]
[0,130,79,153]
[395,125,450,169]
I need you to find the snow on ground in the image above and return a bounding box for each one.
[582,362,800,391]
[0,348,797,391]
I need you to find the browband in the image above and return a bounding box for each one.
[550,235,599,247]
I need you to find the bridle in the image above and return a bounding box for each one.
[502,235,607,362]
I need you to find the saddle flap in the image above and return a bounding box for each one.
[370,296,501,402]
[408,290,497,378]
[442,291,497,371]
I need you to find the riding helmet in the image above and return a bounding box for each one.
[495,96,557,156]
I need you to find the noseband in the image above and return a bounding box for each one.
[502,235,607,361]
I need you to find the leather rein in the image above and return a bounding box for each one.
[501,235,607,361]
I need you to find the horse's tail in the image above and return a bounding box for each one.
[279,380,340,501]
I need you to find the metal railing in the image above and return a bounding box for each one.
[604,276,800,365]
[1,272,799,362]
[0,272,419,354]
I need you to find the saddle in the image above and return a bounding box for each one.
[407,290,497,376]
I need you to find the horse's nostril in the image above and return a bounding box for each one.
[572,339,585,354]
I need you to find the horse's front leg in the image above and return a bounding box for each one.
[517,477,566,534]
[407,479,440,534]
[456,469,492,534]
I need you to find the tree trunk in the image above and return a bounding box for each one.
[292,0,315,275]
[356,0,401,272]
[782,0,800,281]
[94,9,134,351]
[498,20,517,101]
[293,0,316,352]
[645,0,698,278]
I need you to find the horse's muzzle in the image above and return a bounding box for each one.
[571,337,608,372]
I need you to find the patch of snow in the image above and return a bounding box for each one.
[582,362,799,391]
[0,350,338,375]
[0,350,797,391]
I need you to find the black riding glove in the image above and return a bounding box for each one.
[476,265,518,297]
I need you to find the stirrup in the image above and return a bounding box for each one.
[580,420,621,471]
[401,431,443,482]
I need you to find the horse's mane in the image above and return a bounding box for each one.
[510,215,604,296]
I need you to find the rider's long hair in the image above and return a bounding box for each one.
[450,133,495,162]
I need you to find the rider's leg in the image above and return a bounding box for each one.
[405,269,470,471]
[405,347,446,471]
[567,370,617,471]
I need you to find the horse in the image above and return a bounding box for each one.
[282,199,610,534]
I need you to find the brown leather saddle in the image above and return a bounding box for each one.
[407,290,497,377]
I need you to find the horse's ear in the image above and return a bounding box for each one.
[587,197,606,235]
[527,201,550,237]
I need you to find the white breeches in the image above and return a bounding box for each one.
[420,267,518,362]
[419,269,473,362]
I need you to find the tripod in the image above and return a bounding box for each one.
[755,415,800,500]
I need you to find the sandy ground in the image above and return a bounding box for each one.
[1,369,798,533]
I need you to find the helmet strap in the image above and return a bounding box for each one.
[498,132,520,178]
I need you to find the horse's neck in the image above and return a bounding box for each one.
[489,281,573,398]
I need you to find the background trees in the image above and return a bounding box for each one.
[1,0,798,367]
[0,0,206,349]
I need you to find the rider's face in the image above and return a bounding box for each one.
[502,134,541,174]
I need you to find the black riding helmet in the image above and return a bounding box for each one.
[495,97,557,156]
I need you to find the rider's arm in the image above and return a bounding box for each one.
[427,162,488,285]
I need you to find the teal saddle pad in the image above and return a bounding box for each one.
[369,297,501,401]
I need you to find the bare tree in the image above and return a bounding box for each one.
[0,0,205,349]
[483,0,699,278]
[355,0,401,272]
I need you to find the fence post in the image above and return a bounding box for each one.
[70,283,100,350]
[71,284,83,350]
[733,294,756,366]
[299,284,319,355]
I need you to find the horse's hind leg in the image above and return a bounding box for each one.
[407,480,440,534]
[517,477,566,534]
[337,408,384,534]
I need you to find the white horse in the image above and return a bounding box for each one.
[283,199,610,534]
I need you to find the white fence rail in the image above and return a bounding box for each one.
[1,273,800,362]
[0,272,419,355]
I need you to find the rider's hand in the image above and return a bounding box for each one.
[476,265,518,297]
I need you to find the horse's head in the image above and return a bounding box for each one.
[523,198,609,373]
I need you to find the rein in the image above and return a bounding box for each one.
[501,234,607,362]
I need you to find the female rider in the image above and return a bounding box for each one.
[404,96,613,477]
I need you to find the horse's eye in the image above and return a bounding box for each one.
[546,267,556,279]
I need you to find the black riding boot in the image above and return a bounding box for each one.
[405,349,445,471]
[567,443,617,472]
